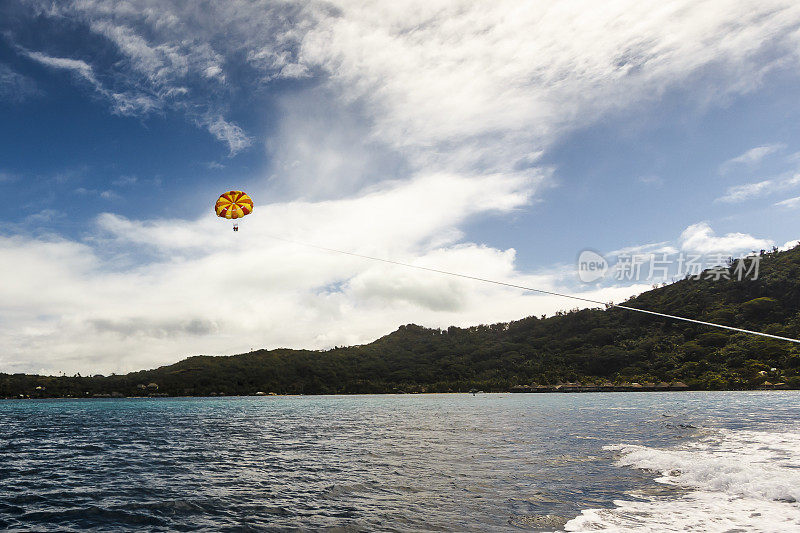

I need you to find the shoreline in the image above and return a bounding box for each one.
[4,387,797,400]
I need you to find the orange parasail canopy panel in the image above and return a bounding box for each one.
[215,190,254,220]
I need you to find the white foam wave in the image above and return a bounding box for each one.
[565,492,800,532]
[564,427,800,532]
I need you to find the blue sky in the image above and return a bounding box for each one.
[2,0,800,374]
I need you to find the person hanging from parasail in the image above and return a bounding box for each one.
[215,190,253,231]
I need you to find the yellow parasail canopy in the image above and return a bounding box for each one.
[215,190,253,220]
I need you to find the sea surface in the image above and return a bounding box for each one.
[0,392,798,532]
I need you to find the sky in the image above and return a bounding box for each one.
[2,0,800,375]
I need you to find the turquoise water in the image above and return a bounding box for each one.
[0,392,798,531]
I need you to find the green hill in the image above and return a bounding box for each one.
[3,245,800,397]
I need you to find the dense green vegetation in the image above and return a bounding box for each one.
[3,246,800,397]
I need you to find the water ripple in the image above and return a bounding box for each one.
[0,392,797,531]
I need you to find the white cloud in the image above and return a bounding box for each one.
[775,196,800,208]
[638,175,663,186]
[608,241,678,258]
[73,187,121,200]
[203,65,223,80]
[0,182,781,374]
[24,209,65,224]
[720,143,785,172]
[99,190,121,200]
[15,4,241,145]
[0,170,19,183]
[23,50,98,83]
[111,175,138,186]
[0,171,639,374]
[298,0,800,172]
[717,173,800,203]
[0,63,38,101]
[14,0,800,168]
[717,179,776,203]
[265,89,416,197]
[202,115,253,155]
[22,48,160,115]
[7,0,800,374]
[679,222,773,255]
[89,20,191,83]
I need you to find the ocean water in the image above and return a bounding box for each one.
[0,392,798,532]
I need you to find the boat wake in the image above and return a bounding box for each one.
[564,426,800,532]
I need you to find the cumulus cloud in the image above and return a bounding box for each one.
[679,222,773,254]
[5,0,800,374]
[0,171,632,374]
[0,185,778,375]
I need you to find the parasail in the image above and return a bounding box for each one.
[215,190,253,231]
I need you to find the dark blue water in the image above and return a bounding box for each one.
[1,392,798,531]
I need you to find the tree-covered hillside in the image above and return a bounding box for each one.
[3,245,800,397]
